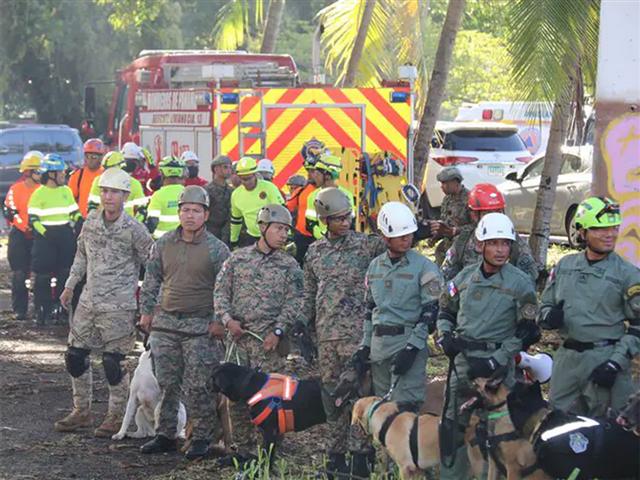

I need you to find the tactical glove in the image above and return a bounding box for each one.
[589,360,621,388]
[516,321,541,350]
[351,346,370,377]
[467,356,501,380]
[543,300,564,329]
[393,346,419,375]
[439,332,459,359]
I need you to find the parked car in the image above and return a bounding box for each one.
[0,123,83,198]
[420,121,532,217]
[498,145,593,247]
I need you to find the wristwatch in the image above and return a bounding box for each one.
[274,327,284,338]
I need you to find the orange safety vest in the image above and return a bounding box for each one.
[293,183,316,237]
[247,373,299,434]
[4,179,39,233]
[69,166,104,217]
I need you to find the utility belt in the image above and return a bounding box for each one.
[456,336,502,351]
[162,308,213,320]
[563,338,618,352]
[373,324,408,337]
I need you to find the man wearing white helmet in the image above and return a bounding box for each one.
[435,212,539,479]
[181,150,208,187]
[356,202,443,413]
[56,168,154,438]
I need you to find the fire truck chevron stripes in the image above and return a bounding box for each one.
[218,87,411,187]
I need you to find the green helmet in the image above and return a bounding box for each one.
[102,151,126,169]
[574,196,621,230]
[179,185,209,208]
[236,156,258,175]
[314,187,351,218]
[315,154,342,179]
[159,155,186,178]
[257,204,292,227]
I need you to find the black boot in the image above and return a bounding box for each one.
[349,451,374,479]
[140,434,177,454]
[34,274,51,325]
[185,439,209,459]
[11,270,29,319]
[324,452,349,479]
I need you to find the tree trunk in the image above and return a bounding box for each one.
[342,0,376,87]
[529,74,576,267]
[413,0,466,183]
[260,0,285,54]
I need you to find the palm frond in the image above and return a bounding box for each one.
[506,0,600,108]
[210,0,265,51]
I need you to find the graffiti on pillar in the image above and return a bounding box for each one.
[601,112,640,264]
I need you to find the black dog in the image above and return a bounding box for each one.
[507,381,640,480]
[212,363,327,462]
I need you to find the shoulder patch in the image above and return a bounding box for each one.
[448,281,458,297]
[521,303,538,321]
[627,284,640,298]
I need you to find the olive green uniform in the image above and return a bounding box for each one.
[362,249,442,404]
[539,252,640,417]
[437,263,538,479]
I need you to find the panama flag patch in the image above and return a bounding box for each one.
[448,281,458,297]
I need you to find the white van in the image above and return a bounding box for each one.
[455,101,552,156]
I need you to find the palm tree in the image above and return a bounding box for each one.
[342,0,377,86]
[260,0,285,53]
[413,0,466,183]
[505,0,600,267]
[210,0,264,50]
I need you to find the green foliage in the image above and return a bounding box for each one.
[441,30,518,119]
[506,0,600,104]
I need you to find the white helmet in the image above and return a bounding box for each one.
[475,212,516,241]
[121,141,141,160]
[257,158,275,175]
[180,150,199,163]
[377,201,418,238]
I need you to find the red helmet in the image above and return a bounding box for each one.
[468,183,505,211]
[83,138,105,155]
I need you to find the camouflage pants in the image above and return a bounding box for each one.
[67,304,136,416]
[149,313,223,440]
[317,339,367,455]
[227,335,290,451]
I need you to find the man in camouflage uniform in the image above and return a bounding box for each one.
[55,169,154,437]
[436,213,539,479]
[442,183,539,282]
[356,202,443,410]
[139,186,230,459]
[539,197,640,417]
[302,188,386,478]
[205,154,233,246]
[428,167,472,266]
[214,204,304,454]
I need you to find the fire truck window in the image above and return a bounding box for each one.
[24,130,54,153]
[112,84,129,132]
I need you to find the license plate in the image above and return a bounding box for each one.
[487,165,504,176]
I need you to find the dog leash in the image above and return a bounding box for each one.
[382,377,400,402]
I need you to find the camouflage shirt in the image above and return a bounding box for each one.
[66,209,153,312]
[442,227,540,282]
[440,186,472,231]
[205,179,233,245]
[303,231,386,343]
[214,244,304,336]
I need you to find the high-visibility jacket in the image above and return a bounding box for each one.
[288,183,315,237]
[230,179,284,243]
[27,185,80,236]
[146,184,184,239]
[305,186,355,239]
[87,170,148,220]
[4,180,40,233]
[68,166,103,217]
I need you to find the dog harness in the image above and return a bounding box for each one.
[247,373,298,434]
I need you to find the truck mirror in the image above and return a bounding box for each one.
[84,86,96,118]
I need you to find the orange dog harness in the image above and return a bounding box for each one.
[247,373,299,434]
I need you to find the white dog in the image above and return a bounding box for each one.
[112,349,187,440]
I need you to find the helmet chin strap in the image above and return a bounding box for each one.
[262,223,277,251]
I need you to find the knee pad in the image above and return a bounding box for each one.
[65,346,91,378]
[102,352,126,386]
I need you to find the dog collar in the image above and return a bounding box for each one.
[488,410,510,420]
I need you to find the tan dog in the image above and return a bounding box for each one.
[473,377,551,480]
[352,396,484,479]
[180,395,232,455]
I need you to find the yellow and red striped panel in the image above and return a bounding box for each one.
[217,87,411,187]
